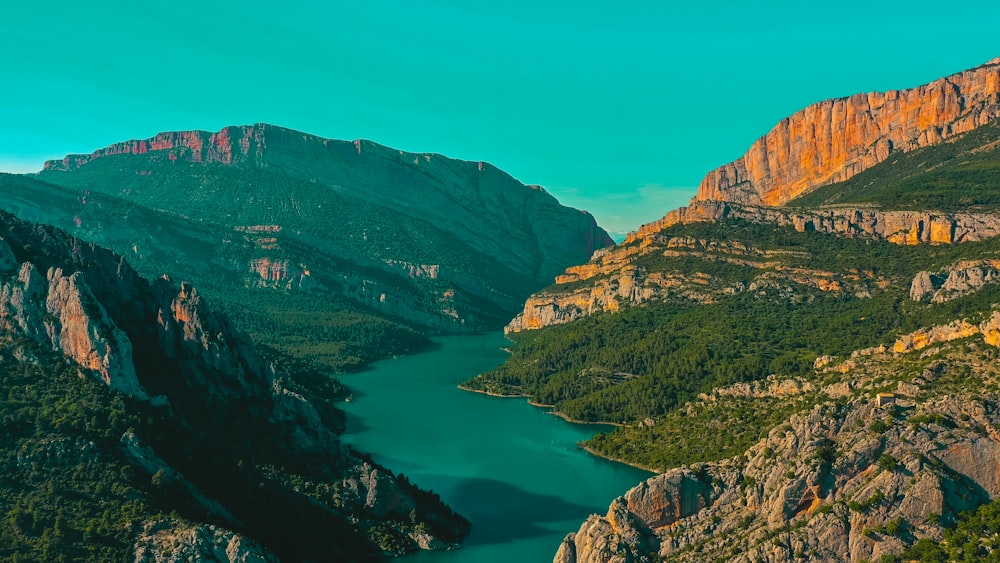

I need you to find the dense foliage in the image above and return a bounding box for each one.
[0,352,150,561]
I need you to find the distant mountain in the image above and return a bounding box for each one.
[0,209,468,561]
[0,124,612,371]
[456,58,1000,561]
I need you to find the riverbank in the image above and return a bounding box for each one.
[579,443,662,474]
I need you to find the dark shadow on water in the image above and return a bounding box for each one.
[426,476,596,546]
[342,410,372,435]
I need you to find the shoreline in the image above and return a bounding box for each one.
[455,384,529,399]
[456,383,650,471]
[457,385,626,427]
[579,443,660,474]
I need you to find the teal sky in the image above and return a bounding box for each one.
[2,1,999,235]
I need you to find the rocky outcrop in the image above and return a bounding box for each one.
[0,254,146,397]
[151,278,273,402]
[627,200,1000,245]
[133,518,278,563]
[509,200,1000,332]
[695,57,1000,206]
[559,392,1000,563]
[892,311,1000,353]
[910,259,1000,302]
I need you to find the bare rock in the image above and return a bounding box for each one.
[694,58,1000,206]
[133,518,278,563]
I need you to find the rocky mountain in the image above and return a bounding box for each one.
[0,209,469,561]
[0,124,611,372]
[695,57,1000,206]
[446,58,1000,561]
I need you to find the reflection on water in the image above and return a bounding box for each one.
[339,333,651,562]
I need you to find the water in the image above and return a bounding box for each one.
[339,333,652,563]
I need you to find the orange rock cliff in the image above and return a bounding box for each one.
[695,57,1000,206]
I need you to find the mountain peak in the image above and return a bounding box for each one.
[694,56,1000,207]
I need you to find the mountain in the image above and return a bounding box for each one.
[0,124,612,372]
[695,57,1000,206]
[456,58,1000,561]
[0,209,468,561]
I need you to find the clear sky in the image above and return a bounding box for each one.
[2,1,999,236]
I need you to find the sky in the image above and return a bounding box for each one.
[2,2,1000,237]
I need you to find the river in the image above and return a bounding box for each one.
[339,332,652,562]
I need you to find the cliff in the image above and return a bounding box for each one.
[695,57,1000,206]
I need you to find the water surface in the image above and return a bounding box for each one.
[340,333,652,562]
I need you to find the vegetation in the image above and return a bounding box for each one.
[0,352,150,561]
[467,219,1000,469]
[587,394,817,470]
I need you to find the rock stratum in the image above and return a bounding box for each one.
[695,57,1000,206]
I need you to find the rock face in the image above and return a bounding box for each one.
[133,518,278,563]
[695,57,1000,206]
[508,200,1000,333]
[556,344,1000,562]
[0,241,145,397]
[43,126,268,171]
[909,259,1000,303]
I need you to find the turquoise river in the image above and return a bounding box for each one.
[339,332,652,562]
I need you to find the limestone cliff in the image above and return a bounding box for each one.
[695,57,1000,206]
[556,334,1000,562]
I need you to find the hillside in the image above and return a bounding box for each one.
[0,209,468,561]
[0,124,611,372]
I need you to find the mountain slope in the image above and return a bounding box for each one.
[455,58,1000,561]
[0,209,468,561]
[0,124,612,371]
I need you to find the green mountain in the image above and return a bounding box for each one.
[0,123,612,373]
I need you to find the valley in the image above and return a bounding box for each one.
[2,43,1000,563]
